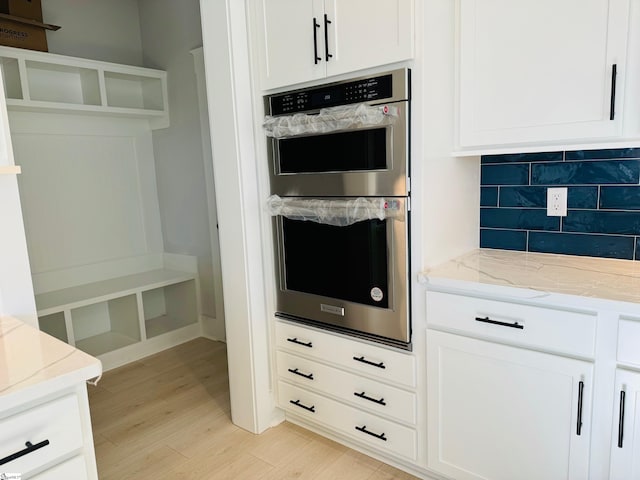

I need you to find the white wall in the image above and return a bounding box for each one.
[137,0,221,329]
[42,0,144,65]
[0,70,36,326]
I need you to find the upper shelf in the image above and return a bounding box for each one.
[0,46,169,129]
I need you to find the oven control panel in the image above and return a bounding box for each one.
[269,73,394,115]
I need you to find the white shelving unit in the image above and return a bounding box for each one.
[35,269,199,369]
[0,46,169,129]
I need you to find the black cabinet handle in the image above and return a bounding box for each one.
[577,381,584,436]
[312,17,321,64]
[288,367,314,380]
[0,440,50,466]
[287,337,312,348]
[475,316,524,330]
[618,390,626,448]
[355,425,387,441]
[353,356,386,369]
[323,14,333,62]
[290,399,315,413]
[354,391,386,406]
[610,63,618,120]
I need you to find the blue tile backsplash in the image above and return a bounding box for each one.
[480,148,640,260]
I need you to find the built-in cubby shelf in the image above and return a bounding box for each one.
[35,269,199,367]
[0,46,169,129]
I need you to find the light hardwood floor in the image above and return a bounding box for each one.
[88,338,419,480]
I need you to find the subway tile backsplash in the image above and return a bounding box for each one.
[480,148,640,260]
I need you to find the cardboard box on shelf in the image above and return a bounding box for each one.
[0,14,59,52]
[0,0,42,21]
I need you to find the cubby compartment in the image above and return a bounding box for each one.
[25,61,101,105]
[104,71,164,111]
[38,311,68,343]
[72,294,140,356]
[0,57,22,100]
[143,280,198,339]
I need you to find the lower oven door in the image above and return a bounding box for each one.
[273,197,409,345]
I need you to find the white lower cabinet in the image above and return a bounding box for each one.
[610,368,640,480]
[279,381,417,460]
[275,320,418,463]
[30,455,87,480]
[427,330,593,480]
[0,390,96,479]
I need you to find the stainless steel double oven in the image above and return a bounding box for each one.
[265,68,411,349]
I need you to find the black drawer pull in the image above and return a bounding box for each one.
[355,425,387,441]
[323,14,333,62]
[475,316,524,330]
[312,17,321,64]
[354,391,386,406]
[618,390,626,448]
[290,399,315,413]
[610,63,618,120]
[577,380,585,436]
[0,440,50,466]
[353,356,386,369]
[287,337,313,348]
[288,368,314,380]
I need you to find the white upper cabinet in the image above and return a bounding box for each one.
[256,0,414,90]
[457,0,630,152]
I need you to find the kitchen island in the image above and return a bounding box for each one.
[0,316,101,479]
[420,249,640,480]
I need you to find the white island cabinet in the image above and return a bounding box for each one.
[254,0,414,90]
[457,0,631,151]
[0,316,101,480]
[421,249,640,480]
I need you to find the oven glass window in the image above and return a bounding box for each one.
[278,128,387,174]
[281,217,389,308]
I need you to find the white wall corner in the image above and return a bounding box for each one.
[199,0,275,434]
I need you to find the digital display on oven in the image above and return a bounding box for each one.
[269,74,393,115]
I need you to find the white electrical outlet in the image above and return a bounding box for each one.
[547,187,568,217]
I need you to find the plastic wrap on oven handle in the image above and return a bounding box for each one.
[263,103,398,138]
[266,195,404,226]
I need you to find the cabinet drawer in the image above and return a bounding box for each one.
[31,455,87,480]
[278,381,417,461]
[0,395,83,475]
[618,316,640,366]
[275,321,416,387]
[277,351,416,424]
[426,291,596,357]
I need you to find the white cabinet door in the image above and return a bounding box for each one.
[427,330,593,480]
[610,369,640,480]
[256,0,414,90]
[257,0,325,90]
[325,0,414,78]
[458,0,629,148]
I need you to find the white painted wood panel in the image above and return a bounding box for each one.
[14,133,151,273]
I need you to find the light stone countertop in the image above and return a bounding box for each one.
[419,249,640,306]
[0,316,101,411]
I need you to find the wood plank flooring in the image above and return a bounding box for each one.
[88,338,419,480]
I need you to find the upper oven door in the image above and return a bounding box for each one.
[268,101,408,197]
